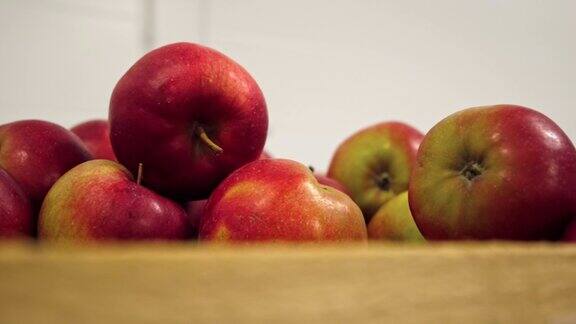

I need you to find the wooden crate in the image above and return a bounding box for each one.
[0,242,575,323]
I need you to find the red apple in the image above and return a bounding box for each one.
[328,122,423,220]
[368,191,424,242]
[109,42,268,200]
[0,120,91,207]
[0,168,33,238]
[71,119,116,161]
[409,104,576,240]
[199,159,367,242]
[185,199,207,238]
[39,160,188,242]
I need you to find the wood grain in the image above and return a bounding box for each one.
[0,242,575,323]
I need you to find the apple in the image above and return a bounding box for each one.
[0,168,33,238]
[185,199,207,238]
[0,120,91,207]
[199,159,367,242]
[367,191,424,242]
[39,160,188,242]
[71,119,116,161]
[109,42,268,200]
[328,122,423,220]
[409,104,576,240]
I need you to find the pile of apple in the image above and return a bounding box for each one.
[1,42,575,243]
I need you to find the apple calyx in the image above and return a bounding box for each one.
[137,162,144,185]
[374,172,391,191]
[194,124,223,154]
[460,161,483,181]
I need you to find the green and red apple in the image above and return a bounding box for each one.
[39,160,188,242]
[0,120,91,208]
[199,159,367,242]
[368,191,424,242]
[409,104,576,240]
[109,42,268,200]
[71,119,116,161]
[328,122,423,220]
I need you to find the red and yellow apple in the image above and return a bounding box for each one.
[328,122,423,220]
[409,104,576,240]
[368,191,424,242]
[0,120,91,207]
[0,168,33,238]
[39,160,188,242]
[71,119,116,161]
[199,159,367,242]
[109,42,268,200]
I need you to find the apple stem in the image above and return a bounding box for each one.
[461,161,483,181]
[137,163,143,186]
[308,165,315,172]
[195,126,223,154]
[375,172,391,191]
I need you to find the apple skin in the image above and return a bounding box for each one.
[0,168,33,238]
[185,199,207,238]
[39,160,188,242]
[199,159,367,242]
[185,149,272,236]
[315,173,351,196]
[0,120,92,207]
[368,191,425,242]
[409,104,576,240]
[71,120,116,161]
[563,220,576,242]
[328,122,423,220]
[109,42,268,200]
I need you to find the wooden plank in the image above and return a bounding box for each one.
[0,243,575,323]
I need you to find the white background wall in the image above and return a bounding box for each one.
[1,0,575,170]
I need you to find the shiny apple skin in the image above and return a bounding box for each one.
[328,122,423,220]
[199,159,367,242]
[409,105,576,240]
[109,42,268,200]
[71,119,116,161]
